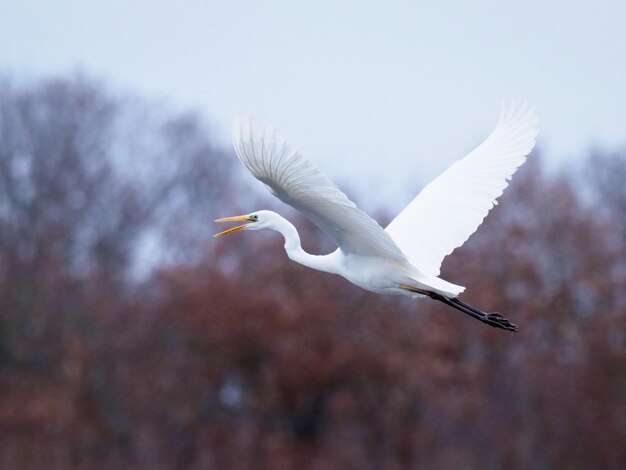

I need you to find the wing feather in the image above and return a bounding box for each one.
[233,115,407,263]
[385,102,538,276]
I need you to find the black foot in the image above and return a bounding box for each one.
[482,312,517,332]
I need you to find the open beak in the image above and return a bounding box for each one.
[213,215,253,238]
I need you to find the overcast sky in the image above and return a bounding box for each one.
[1,0,625,209]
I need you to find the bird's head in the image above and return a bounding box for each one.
[213,210,280,237]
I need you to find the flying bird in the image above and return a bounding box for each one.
[215,104,538,332]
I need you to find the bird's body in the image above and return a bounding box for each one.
[326,252,461,299]
[215,103,538,331]
[219,210,463,297]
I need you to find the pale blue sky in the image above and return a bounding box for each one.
[1,0,625,208]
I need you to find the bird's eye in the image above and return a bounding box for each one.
[251,215,259,221]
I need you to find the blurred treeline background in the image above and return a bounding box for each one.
[1,75,625,469]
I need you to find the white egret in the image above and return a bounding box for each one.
[215,103,538,332]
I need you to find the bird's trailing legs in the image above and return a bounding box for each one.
[399,285,517,332]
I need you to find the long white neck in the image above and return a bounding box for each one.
[271,217,339,275]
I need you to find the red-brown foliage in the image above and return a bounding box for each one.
[1,77,625,469]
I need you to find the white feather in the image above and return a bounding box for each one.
[385,102,539,277]
[232,114,408,264]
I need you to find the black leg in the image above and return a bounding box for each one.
[399,285,517,332]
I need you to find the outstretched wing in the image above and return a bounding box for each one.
[385,102,538,277]
[233,114,407,263]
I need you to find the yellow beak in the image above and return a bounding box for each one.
[213,215,253,238]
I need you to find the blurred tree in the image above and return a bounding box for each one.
[0,74,625,469]
[0,76,235,368]
[442,157,626,468]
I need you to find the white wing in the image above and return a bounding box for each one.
[233,114,407,263]
[385,102,538,277]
